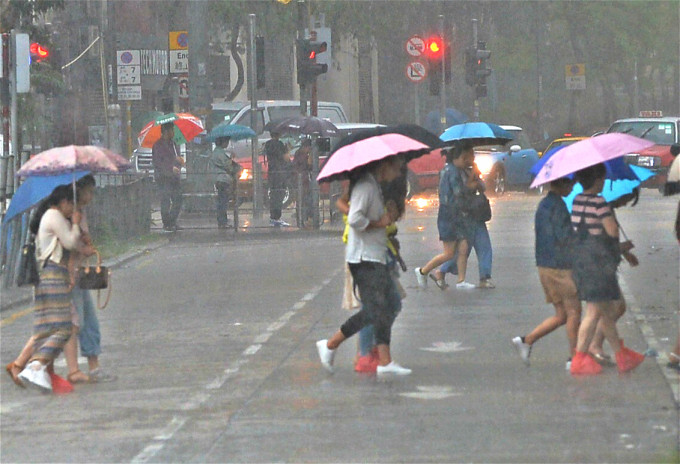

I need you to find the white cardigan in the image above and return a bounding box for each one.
[36,208,81,264]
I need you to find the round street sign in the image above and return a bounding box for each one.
[405,35,425,57]
[406,61,427,83]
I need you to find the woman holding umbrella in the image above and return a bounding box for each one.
[316,155,412,376]
[415,143,477,289]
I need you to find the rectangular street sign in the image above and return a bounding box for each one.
[117,65,140,85]
[169,50,188,74]
[117,85,142,100]
[566,75,586,90]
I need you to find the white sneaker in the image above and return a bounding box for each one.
[278,219,291,227]
[565,358,572,371]
[377,362,412,376]
[455,281,476,289]
[18,361,52,392]
[414,268,428,289]
[316,339,335,373]
[478,279,496,289]
[512,336,531,366]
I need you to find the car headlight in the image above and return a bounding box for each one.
[475,156,494,175]
[239,168,252,180]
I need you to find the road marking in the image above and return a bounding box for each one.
[420,341,474,353]
[129,270,340,463]
[619,277,679,404]
[0,307,32,328]
[399,385,462,400]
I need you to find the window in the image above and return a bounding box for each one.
[608,121,676,145]
[236,109,265,135]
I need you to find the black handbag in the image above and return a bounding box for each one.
[16,234,40,287]
[469,192,492,222]
[78,250,109,290]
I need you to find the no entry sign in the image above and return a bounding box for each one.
[405,35,425,57]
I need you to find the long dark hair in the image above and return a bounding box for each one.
[29,185,76,235]
[575,163,606,190]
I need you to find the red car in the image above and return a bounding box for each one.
[606,114,680,188]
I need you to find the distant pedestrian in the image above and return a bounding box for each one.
[265,130,291,227]
[292,139,314,227]
[210,136,242,228]
[316,156,412,376]
[568,163,645,376]
[152,122,185,231]
[512,177,582,368]
[665,198,680,372]
[15,185,83,392]
[415,143,476,290]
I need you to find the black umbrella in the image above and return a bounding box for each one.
[331,123,445,160]
[266,115,339,137]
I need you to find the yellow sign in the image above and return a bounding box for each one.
[565,63,585,77]
[169,31,188,50]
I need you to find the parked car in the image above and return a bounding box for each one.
[541,135,588,158]
[406,125,540,197]
[606,113,680,188]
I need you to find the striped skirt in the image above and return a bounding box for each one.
[30,263,73,364]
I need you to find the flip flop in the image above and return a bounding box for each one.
[67,370,91,384]
[428,273,448,290]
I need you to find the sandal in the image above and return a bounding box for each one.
[67,370,91,384]
[428,273,449,290]
[6,362,26,388]
[590,352,615,366]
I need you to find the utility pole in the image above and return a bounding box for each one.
[1,33,10,211]
[439,15,446,130]
[297,0,308,116]
[248,13,263,221]
[472,19,479,121]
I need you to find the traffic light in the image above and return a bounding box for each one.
[296,39,328,86]
[474,41,491,99]
[30,42,50,62]
[424,35,444,96]
[464,47,476,86]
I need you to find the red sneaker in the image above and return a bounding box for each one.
[49,372,74,395]
[570,351,602,376]
[616,346,645,373]
[354,355,378,373]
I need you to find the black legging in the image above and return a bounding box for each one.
[341,261,400,345]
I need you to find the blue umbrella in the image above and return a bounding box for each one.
[562,165,655,211]
[205,123,256,143]
[3,171,90,224]
[424,108,468,135]
[440,122,514,146]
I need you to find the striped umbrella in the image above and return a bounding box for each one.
[137,112,204,148]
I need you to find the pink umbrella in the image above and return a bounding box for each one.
[16,145,130,177]
[317,133,431,183]
[530,133,655,188]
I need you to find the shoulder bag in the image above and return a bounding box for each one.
[16,234,40,287]
[468,191,492,223]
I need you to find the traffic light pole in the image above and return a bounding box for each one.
[472,19,479,121]
[249,14,263,221]
[439,15,446,131]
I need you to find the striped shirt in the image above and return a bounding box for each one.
[571,193,612,236]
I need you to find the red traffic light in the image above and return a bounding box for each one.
[425,36,444,59]
[30,42,49,61]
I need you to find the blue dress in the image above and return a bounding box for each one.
[437,163,475,242]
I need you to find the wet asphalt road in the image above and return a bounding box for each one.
[1,189,678,463]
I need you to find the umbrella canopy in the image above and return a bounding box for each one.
[137,112,204,148]
[424,108,469,135]
[3,171,91,224]
[332,124,445,155]
[530,145,642,181]
[562,166,655,211]
[530,133,656,189]
[317,133,431,183]
[205,123,256,143]
[440,122,514,147]
[663,155,680,195]
[267,116,339,137]
[16,145,130,177]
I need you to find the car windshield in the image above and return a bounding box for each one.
[208,109,240,129]
[608,121,675,145]
[476,129,523,151]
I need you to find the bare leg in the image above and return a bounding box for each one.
[455,240,469,283]
[376,343,391,366]
[87,356,100,372]
[326,330,347,350]
[524,303,568,346]
[65,327,89,382]
[13,335,36,368]
[564,297,582,357]
[590,298,625,355]
[421,241,458,275]
[576,303,603,353]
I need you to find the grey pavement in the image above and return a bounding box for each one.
[1,191,678,463]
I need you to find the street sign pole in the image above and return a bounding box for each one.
[249,13,262,222]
